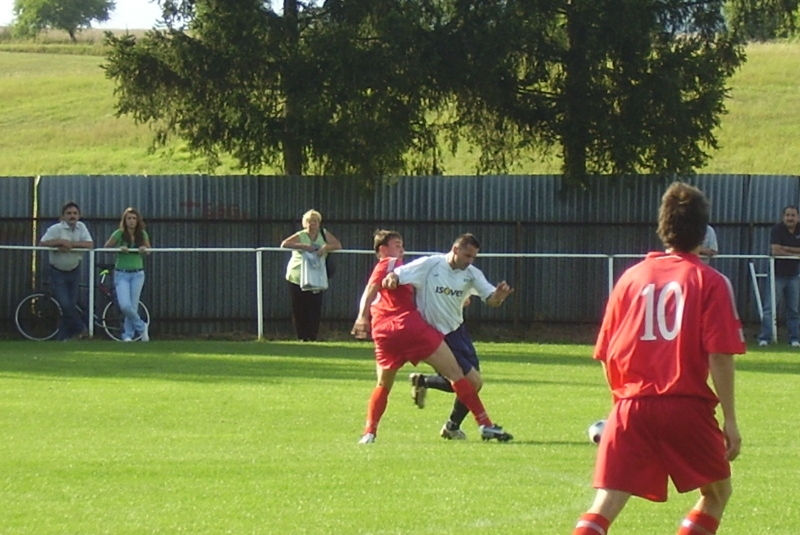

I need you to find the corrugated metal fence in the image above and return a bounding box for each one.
[1,173,798,339]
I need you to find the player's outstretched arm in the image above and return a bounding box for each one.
[709,352,740,460]
[486,281,514,307]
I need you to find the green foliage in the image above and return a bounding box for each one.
[101,1,747,189]
[0,339,798,534]
[103,0,450,185]
[442,0,746,187]
[13,0,114,42]
[725,0,800,40]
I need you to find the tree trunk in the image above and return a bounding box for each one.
[562,1,589,187]
[282,0,303,176]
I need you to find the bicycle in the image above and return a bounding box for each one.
[14,266,151,342]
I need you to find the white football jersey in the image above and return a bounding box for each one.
[394,254,496,334]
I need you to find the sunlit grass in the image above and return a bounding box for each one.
[705,42,800,174]
[0,339,798,534]
[0,41,798,176]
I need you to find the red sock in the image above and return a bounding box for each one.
[451,378,492,427]
[573,513,610,535]
[363,386,389,435]
[677,510,719,535]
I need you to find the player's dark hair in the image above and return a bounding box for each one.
[61,201,80,215]
[782,205,798,216]
[453,233,480,250]
[373,229,403,255]
[657,182,709,253]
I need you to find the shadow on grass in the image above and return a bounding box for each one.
[736,356,800,375]
[495,440,592,447]
[0,340,378,383]
[8,339,794,386]
[0,340,602,383]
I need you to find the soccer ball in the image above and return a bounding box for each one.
[587,419,606,444]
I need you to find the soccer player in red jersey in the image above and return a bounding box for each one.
[351,230,509,443]
[572,183,746,535]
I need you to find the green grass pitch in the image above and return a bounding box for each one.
[1,339,797,534]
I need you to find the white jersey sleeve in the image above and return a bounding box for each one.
[393,255,442,288]
[468,265,496,302]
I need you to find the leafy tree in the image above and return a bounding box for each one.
[104,1,745,189]
[724,0,799,40]
[441,0,747,187]
[104,0,449,181]
[13,0,114,42]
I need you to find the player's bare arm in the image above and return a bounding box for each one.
[709,352,740,461]
[352,282,379,339]
[486,281,514,307]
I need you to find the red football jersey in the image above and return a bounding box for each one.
[595,252,746,402]
[368,257,416,326]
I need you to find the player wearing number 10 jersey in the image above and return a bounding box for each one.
[572,182,746,535]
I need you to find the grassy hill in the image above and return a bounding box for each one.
[0,36,798,177]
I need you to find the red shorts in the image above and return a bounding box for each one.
[371,310,444,370]
[593,396,730,502]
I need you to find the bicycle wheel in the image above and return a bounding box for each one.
[102,300,151,342]
[15,293,61,341]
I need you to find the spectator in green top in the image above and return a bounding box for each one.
[104,207,151,342]
[280,209,342,341]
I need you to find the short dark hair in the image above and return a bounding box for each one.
[657,182,709,253]
[61,201,80,215]
[373,229,403,254]
[453,233,480,250]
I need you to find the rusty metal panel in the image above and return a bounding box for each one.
[144,174,262,221]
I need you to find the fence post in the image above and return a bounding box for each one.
[256,249,264,340]
[769,257,777,342]
[88,250,96,338]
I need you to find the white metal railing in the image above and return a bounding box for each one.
[0,245,783,341]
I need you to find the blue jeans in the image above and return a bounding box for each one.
[115,270,146,340]
[760,275,800,342]
[50,266,86,340]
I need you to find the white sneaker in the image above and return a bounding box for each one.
[140,323,150,342]
[791,340,800,348]
[440,424,467,440]
[358,433,375,444]
[758,340,768,347]
[121,336,132,342]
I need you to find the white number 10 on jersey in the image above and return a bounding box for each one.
[640,282,684,341]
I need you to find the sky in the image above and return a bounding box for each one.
[0,0,163,29]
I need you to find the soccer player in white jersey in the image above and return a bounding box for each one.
[352,230,511,443]
[383,233,514,441]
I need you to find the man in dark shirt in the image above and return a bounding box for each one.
[759,205,800,347]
